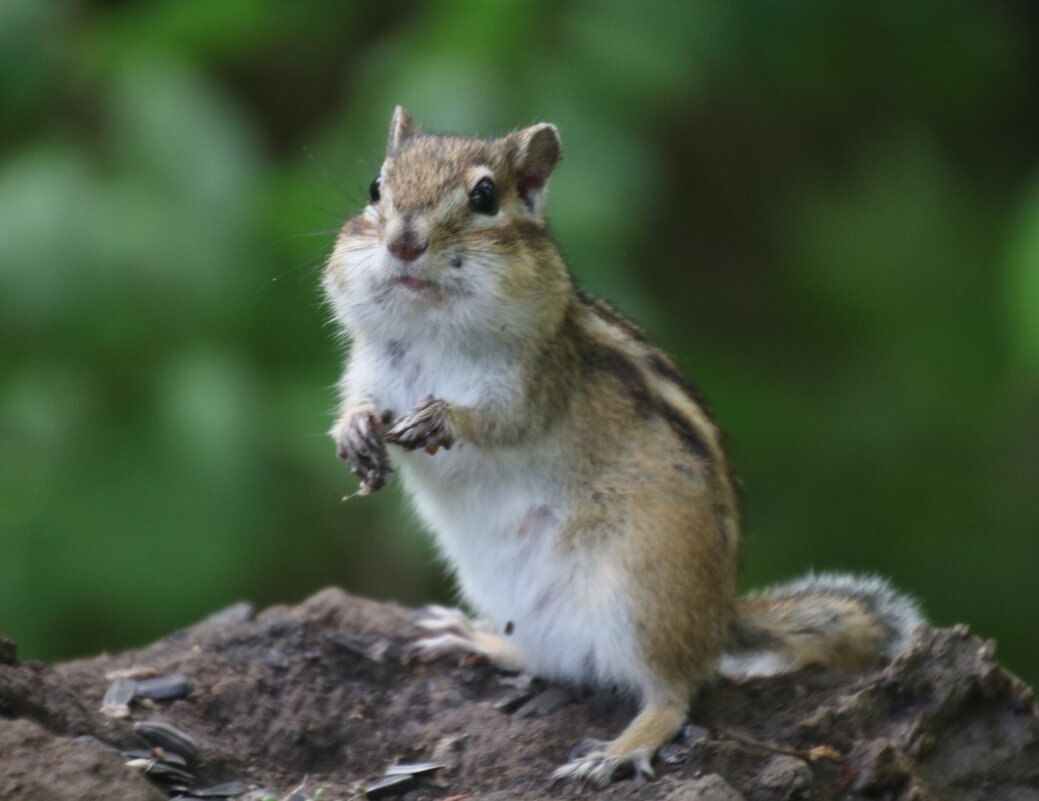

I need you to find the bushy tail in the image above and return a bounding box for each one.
[720,573,923,678]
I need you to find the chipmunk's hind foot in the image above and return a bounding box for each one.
[408,605,526,672]
[552,746,655,787]
[551,694,686,786]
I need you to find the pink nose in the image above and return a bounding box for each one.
[387,237,427,262]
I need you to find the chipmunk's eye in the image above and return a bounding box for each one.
[468,177,498,215]
[369,177,381,204]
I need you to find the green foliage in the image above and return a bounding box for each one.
[1,0,1037,687]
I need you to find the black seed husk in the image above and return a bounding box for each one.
[191,780,250,797]
[362,774,416,799]
[135,674,192,700]
[144,761,196,784]
[134,721,200,762]
[495,689,536,714]
[103,677,138,706]
[384,762,444,777]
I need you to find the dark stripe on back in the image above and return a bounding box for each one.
[576,290,650,344]
[576,337,656,418]
[658,402,713,462]
[570,310,713,461]
[578,291,716,424]
[645,352,716,423]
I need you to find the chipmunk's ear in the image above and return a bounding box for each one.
[387,106,420,154]
[506,123,561,213]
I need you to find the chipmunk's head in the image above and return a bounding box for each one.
[325,107,571,344]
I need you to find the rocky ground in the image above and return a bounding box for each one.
[1,588,1037,801]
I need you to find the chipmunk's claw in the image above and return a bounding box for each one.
[384,396,455,452]
[406,605,527,673]
[409,605,490,636]
[407,605,492,663]
[335,410,393,492]
[552,746,655,787]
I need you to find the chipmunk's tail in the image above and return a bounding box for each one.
[720,572,923,678]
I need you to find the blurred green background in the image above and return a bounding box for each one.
[2,0,1038,687]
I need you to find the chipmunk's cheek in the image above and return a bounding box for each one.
[322,263,356,310]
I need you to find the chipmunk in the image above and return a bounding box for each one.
[323,107,923,785]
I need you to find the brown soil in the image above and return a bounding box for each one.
[1,588,1037,801]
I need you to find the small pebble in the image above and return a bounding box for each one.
[658,743,689,765]
[431,733,468,771]
[680,723,711,744]
[202,602,255,626]
[367,639,395,662]
[264,648,290,671]
[760,755,811,793]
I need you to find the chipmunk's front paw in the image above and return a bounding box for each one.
[333,407,393,492]
[384,396,456,453]
[552,744,655,787]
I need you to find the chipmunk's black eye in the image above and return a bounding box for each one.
[468,177,498,215]
[369,177,381,204]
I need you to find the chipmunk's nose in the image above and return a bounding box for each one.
[388,239,426,261]
[387,228,428,262]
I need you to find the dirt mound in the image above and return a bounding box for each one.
[1,588,1037,800]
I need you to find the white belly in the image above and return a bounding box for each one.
[397,442,644,692]
[355,337,645,690]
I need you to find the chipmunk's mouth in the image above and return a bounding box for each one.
[396,275,435,293]
[383,269,464,300]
